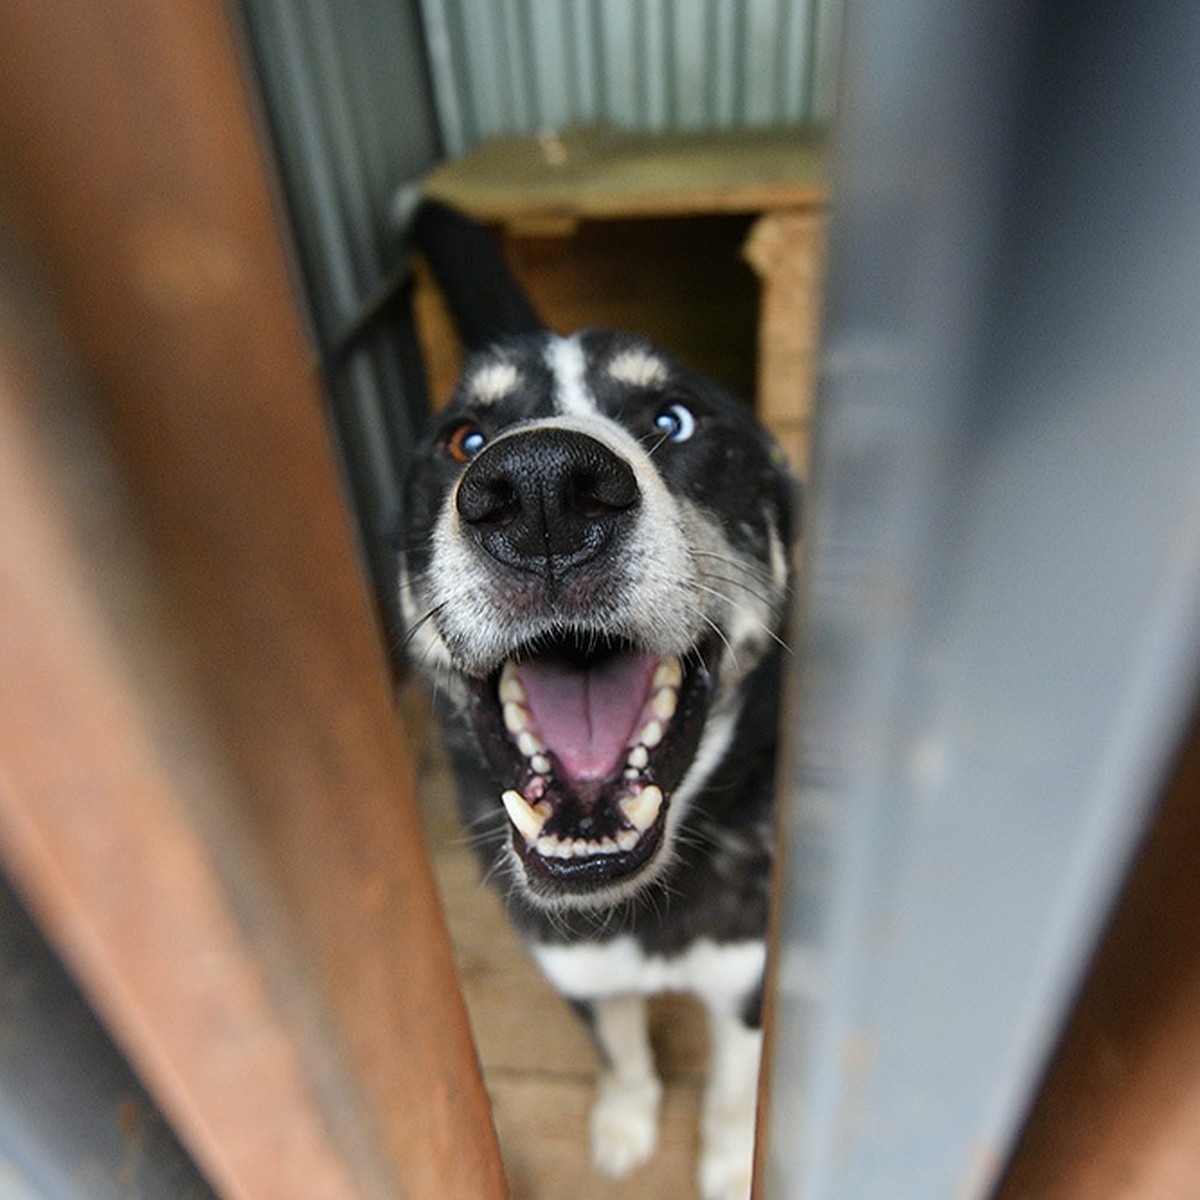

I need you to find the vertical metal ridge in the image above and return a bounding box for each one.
[418,0,467,156]
[417,0,838,154]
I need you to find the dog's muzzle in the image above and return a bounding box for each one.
[436,423,722,905]
[456,428,640,576]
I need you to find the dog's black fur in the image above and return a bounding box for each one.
[400,202,796,1198]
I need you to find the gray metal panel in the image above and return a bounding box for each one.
[0,875,214,1200]
[238,0,443,656]
[767,1,1200,1196]
[418,0,841,153]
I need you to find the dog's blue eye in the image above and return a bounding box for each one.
[447,421,487,463]
[654,403,696,443]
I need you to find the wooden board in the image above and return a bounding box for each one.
[0,5,505,1198]
[423,126,828,227]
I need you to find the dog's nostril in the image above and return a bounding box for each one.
[458,475,519,526]
[566,465,639,518]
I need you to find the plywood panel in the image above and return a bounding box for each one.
[423,127,827,223]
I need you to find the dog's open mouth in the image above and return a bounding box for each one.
[469,632,719,896]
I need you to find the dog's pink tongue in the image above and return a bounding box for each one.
[516,651,658,781]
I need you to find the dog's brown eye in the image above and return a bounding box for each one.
[446,421,487,463]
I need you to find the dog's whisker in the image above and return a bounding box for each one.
[643,430,673,457]
[698,611,740,673]
[698,570,779,612]
[692,581,794,656]
[691,548,778,586]
[400,600,449,652]
[454,813,511,849]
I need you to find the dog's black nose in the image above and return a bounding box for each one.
[456,428,640,573]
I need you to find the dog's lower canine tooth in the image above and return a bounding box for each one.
[619,785,663,832]
[502,789,546,843]
[617,829,639,852]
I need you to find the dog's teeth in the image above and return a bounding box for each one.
[619,785,663,832]
[503,701,528,736]
[499,661,526,704]
[650,688,677,721]
[516,729,543,757]
[531,753,551,775]
[501,789,547,843]
[530,831,635,860]
[640,719,665,749]
[627,744,649,770]
[537,834,575,859]
[653,657,683,689]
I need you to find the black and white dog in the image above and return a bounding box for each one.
[400,203,797,1200]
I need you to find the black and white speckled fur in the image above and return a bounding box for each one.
[400,203,797,1200]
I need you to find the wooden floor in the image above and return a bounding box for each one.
[403,680,710,1199]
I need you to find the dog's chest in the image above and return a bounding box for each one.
[532,935,765,1006]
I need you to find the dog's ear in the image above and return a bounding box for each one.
[408,199,546,352]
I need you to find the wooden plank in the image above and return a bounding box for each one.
[489,1074,702,1200]
[424,127,828,224]
[0,4,506,1198]
[743,209,828,477]
[0,325,364,1200]
[997,705,1200,1198]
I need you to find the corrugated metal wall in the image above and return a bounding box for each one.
[239,0,442,655]
[419,0,842,156]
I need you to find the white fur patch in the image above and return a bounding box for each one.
[660,699,741,860]
[608,348,669,389]
[700,1013,762,1200]
[468,359,521,403]
[592,1072,662,1178]
[590,994,662,1178]
[768,519,788,595]
[533,937,765,1008]
[545,334,597,416]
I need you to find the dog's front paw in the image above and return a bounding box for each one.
[590,1071,662,1178]
[699,1108,755,1200]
